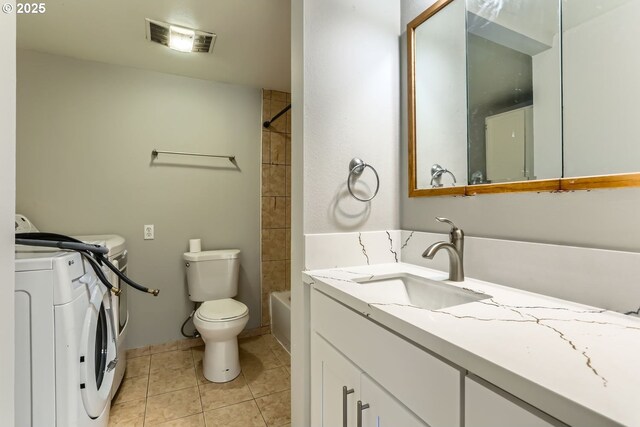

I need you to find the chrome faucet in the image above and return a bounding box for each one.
[422,217,464,282]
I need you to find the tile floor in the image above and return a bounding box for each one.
[109,334,291,427]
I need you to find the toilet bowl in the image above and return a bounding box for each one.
[183,249,249,383]
[192,298,249,382]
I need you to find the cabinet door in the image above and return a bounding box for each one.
[311,332,362,427]
[465,376,563,427]
[359,374,428,427]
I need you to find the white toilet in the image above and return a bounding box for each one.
[183,249,249,383]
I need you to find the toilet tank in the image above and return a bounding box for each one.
[183,249,240,302]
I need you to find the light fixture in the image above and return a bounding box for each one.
[169,25,195,52]
[145,19,217,54]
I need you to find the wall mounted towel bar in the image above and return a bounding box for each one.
[152,149,235,163]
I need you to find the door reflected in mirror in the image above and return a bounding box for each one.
[466,0,561,185]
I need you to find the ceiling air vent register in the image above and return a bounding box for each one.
[145,19,216,53]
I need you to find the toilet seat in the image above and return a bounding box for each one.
[196,299,248,322]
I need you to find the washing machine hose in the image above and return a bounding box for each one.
[15,232,160,296]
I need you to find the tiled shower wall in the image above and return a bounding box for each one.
[261,90,291,326]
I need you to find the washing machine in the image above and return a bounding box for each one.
[14,215,129,398]
[15,247,116,426]
[73,234,128,397]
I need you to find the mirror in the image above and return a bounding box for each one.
[408,0,640,196]
[466,0,561,185]
[563,0,640,177]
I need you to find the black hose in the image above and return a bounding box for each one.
[181,305,200,339]
[16,232,159,296]
[80,251,120,295]
[96,253,160,296]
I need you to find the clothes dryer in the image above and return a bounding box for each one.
[15,248,116,427]
[74,234,128,397]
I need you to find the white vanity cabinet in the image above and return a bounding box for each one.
[310,288,462,427]
[465,376,565,427]
[312,332,427,427]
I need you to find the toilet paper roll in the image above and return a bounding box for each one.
[189,239,202,253]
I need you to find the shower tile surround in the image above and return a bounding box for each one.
[261,90,292,327]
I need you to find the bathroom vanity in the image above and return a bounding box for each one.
[304,263,640,427]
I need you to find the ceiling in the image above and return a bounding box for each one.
[17,0,291,91]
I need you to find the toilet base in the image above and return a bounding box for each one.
[202,338,241,383]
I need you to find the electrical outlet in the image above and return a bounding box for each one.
[144,224,154,240]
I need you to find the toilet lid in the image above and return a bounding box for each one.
[197,299,248,321]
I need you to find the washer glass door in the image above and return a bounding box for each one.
[80,283,116,419]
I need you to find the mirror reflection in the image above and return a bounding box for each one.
[562,0,640,177]
[466,0,561,185]
[410,0,640,194]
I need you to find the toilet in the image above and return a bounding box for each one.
[183,249,249,383]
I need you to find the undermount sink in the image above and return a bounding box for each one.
[354,273,491,311]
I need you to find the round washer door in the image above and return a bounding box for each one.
[79,283,116,418]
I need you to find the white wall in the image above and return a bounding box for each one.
[290,0,307,424]
[0,4,16,424]
[291,1,401,424]
[302,0,401,234]
[563,0,640,176]
[401,0,640,252]
[531,33,562,180]
[16,50,262,348]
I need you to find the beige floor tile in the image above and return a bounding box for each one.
[271,345,290,368]
[203,400,267,427]
[145,412,205,427]
[125,355,150,378]
[245,366,290,398]
[144,386,202,425]
[113,375,148,404]
[108,398,145,426]
[150,350,194,373]
[178,337,204,350]
[191,346,204,363]
[261,334,279,350]
[126,346,150,359]
[148,365,197,396]
[240,346,282,375]
[256,390,291,427]
[199,374,253,411]
[149,341,180,354]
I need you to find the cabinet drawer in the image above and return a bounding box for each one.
[311,289,462,427]
[465,376,566,427]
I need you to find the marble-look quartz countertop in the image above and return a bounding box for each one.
[303,263,640,427]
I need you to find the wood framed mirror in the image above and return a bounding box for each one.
[407,0,640,197]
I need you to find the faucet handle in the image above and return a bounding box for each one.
[435,217,458,229]
[435,217,464,243]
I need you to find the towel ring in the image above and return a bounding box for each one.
[347,158,380,202]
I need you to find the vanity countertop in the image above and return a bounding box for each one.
[304,263,640,427]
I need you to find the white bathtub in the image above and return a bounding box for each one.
[270,291,291,352]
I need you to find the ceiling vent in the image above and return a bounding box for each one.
[145,19,216,53]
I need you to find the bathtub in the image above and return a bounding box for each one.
[270,291,291,352]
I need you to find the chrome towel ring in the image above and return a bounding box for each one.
[347,158,380,202]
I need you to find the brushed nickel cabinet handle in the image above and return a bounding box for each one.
[343,386,354,427]
[357,400,370,427]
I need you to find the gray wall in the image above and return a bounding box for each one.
[16,50,262,348]
[467,33,533,178]
[0,8,15,424]
[400,0,640,252]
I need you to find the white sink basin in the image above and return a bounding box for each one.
[354,273,491,310]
